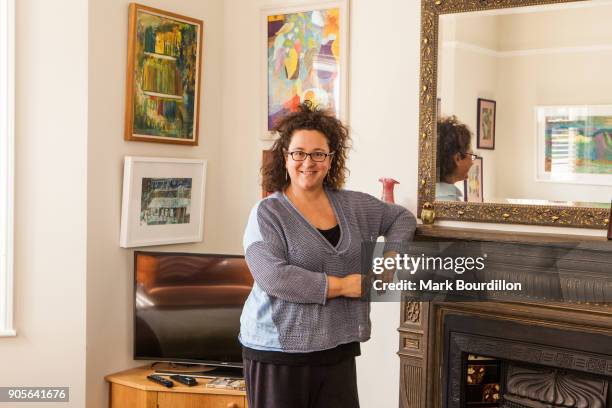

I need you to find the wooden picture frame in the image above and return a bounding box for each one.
[261,0,350,140]
[477,98,496,150]
[125,3,203,145]
[120,156,207,248]
[464,157,483,203]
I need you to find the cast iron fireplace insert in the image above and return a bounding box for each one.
[442,313,612,408]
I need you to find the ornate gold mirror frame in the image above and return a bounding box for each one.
[417,0,610,229]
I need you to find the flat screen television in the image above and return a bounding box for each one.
[134,251,253,374]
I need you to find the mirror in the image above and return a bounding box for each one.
[417,0,611,229]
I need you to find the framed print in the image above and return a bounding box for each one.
[536,105,612,186]
[120,156,206,247]
[262,0,349,139]
[125,4,203,145]
[464,157,483,203]
[477,98,496,149]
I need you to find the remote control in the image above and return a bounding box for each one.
[147,374,174,388]
[170,374,198,386]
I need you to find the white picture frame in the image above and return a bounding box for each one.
[535,105,612,186]
[120,156,206,248]
[260,0,350,140]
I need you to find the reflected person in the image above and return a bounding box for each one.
[436,116,477,201]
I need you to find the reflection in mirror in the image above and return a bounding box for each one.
[435,1,612,208]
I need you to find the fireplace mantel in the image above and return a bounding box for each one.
[398,226,612,408]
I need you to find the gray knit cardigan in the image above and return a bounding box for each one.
[239,188,416,353]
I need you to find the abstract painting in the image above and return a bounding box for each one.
[120,157,206,248]
[464,157,483,203]
[477,98,496,149]
[536,105,612,185]
[263,1,348,137]
[125,4,203,145]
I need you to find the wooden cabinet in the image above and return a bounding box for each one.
[106,366,247,408]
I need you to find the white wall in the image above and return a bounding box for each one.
[0,0,88,407]
[86,0,225,407]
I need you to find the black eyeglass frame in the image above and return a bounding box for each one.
[286,151,335,162]
[462,152,480,161]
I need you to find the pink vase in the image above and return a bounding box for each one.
[379,178,399,203]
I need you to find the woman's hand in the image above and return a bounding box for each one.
[327,274,362,299]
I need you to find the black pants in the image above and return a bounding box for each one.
[244,357,360,408]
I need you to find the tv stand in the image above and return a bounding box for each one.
[105,366,246,408]
[153,362,243,379]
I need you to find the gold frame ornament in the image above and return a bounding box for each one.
[417,0,610,229]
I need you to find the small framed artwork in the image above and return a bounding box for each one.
[536,105,612,186]
[261,0,349,139]
[477,98,496,149]
[125,4,203,145]
[120,156,206,248]
[464,157,483,202]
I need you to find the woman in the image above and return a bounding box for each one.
[436,116,477,201]
[239,102,416,408]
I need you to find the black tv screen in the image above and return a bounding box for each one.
[134,252,253,367]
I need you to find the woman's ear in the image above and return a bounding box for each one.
[453,152,462,164]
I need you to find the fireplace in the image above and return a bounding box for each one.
[398,226,612,408]
[444,314,612,408]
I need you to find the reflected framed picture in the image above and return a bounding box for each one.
[464,157,483,202]
[477,98,496,150]
[120,156,207,247]
[536,105,612,185]
[124,4,203,145]
[261,0,349,139]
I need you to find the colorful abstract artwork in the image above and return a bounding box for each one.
[464,157,483,202]
[266,3,346,132]
[477,98,496,149]
[537,106,612,185]
[125,4,203,145]
[140,178,192,226]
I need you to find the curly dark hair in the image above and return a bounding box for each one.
[437,116,472,182]
[262,101,351,193]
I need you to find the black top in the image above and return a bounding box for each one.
[242,224,360,365]
[318,224,341,247]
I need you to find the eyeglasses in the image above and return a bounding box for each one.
[463,153,480,161]
[287,151,334,162]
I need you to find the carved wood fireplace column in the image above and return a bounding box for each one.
[398,300,431,408]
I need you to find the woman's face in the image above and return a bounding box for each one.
[454,147,474,181]
[285,129,332,192]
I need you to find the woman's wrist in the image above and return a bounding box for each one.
[327,275,343,298]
